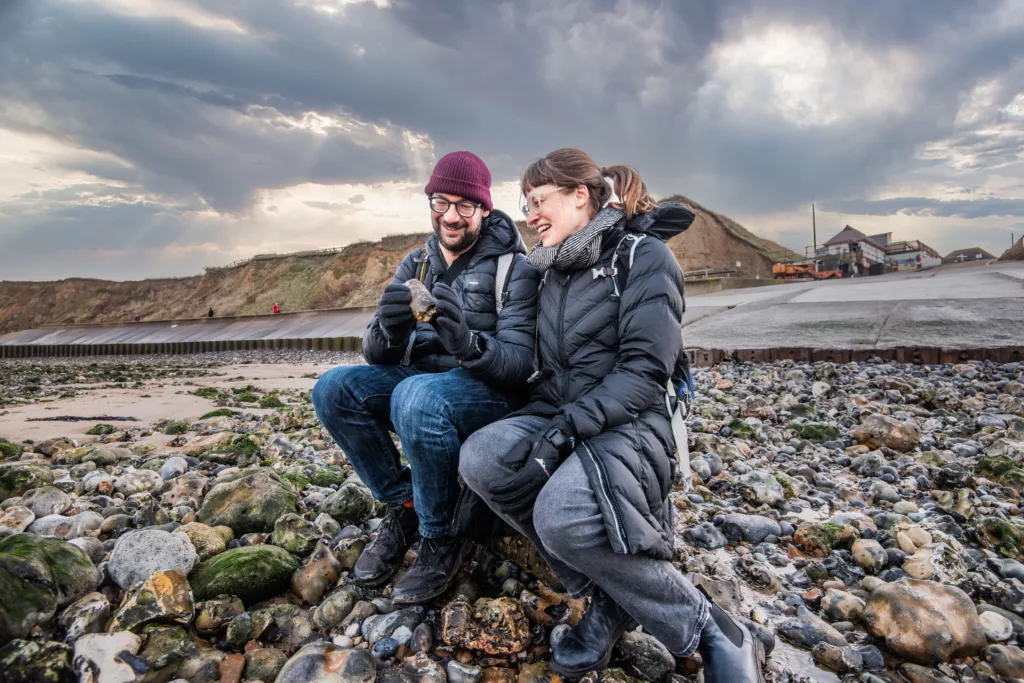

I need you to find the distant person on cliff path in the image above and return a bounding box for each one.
[208,307,214,318]
[272,302,280,314]
[311,151,539,605]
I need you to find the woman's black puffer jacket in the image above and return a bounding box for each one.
[362,210,540,396]
[521,203,694,560]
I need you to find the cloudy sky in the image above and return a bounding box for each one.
[1,0,1023,281]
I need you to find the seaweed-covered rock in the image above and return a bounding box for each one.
[0,463,53,503]
[0,534,98,642]
[189,545,299,605]
[196,469,299,535]
[978,517,1024,560]
[0,639,74,683]
[797,423,842,443]
[794,523,858,557]
[273,513,321,555]
[321,483,375,525]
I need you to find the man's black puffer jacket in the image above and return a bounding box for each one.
[520,203,694,560]
[362,210,540,395]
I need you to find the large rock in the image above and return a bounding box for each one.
[196,469,299,535]
[108,529,199,589]
[613,631,676,682]
[0,507,34,538]
[59,592,111,643]
[0,534,98,643]
[189,545,299,605]
[114,469,164,496]
[851,538,888,575]
[312,586,359,631]
[794,523,858,557]
[275,641,375,683]
[19,486,71,517]
[719,514,781,544]
[736,471,785,506]
[27,512,103,540]
[174,522,233,561]
[850,414,920,452]
[441,598,530,655]
[72,632,142,683]
[291,540,341,605]
[862,579,986,665]
[0,464,53,503]
[273,513,321,555]
[107,569,195,632]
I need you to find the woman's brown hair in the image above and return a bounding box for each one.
[521,148,656,219]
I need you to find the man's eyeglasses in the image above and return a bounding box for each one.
[521,188,564,217]
[430,196,481,218]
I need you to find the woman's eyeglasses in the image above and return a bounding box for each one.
[521,189,564,217]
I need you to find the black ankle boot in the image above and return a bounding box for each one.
[391,534,471,605]
[550,588,637,677]
[696,586,765,683]
[352,504,419,586]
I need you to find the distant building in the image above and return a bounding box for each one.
[943,247,996,264]
[816,226,888,264]
[885,239,942,271]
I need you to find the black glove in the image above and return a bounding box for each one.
[378,283,415,343]
[432,282,479,360]
[489,417,576,514]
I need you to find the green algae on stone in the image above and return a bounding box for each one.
[727,419,755,439]
[138,624,200,673]
[310,466,346,488]
[797,422,841,443]
[0,557,58,645]
[192,387,221,399]
[80,448,119,467]
[0,440,21,460]
[271,513,320,555]
[161,420,190,436]
[979,517,1024,560]
[259,395,284,409]
[84,424,116,436]
[0,463,54,502]
[794,522,858,557]
[0,639,74,683]
[0,534,99,608]
[199,408,237,419]
[189,545,299,605]
[976,456,1024,490]
[195,468,298,535]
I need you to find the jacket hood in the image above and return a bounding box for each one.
[625,202,695,242]
[425,209,525,272]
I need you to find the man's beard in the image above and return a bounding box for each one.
[433,216,481,254]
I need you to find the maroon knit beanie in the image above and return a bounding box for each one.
[424,151,493,211]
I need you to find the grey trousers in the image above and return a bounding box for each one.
[460,415,709,657]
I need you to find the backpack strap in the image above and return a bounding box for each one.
[494,252,514,314]
[416,248,428,283]
[592,233,647,298]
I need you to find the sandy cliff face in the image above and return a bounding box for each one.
[0,200,795,335]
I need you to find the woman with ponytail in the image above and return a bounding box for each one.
[458,149,764,682]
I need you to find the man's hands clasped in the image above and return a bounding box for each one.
[489,416,577,514]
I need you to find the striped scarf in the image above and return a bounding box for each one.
[527,208,623,273]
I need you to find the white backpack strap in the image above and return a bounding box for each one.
[667,376,692,493]
[494,252,514,314]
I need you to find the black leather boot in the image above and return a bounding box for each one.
[391,534,471,605]
[549,588,638,677]
[352,504,419,586]
[697,586,765,683]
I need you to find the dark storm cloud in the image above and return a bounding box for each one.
[0,0,1022,279]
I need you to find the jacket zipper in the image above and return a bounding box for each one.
[558,273,571,399]
[582,441,628,551]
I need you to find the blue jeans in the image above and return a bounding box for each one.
[312,364,511,538]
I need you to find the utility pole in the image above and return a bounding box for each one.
[812,202,818,253]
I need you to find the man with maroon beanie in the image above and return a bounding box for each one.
[313,152,539,603]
